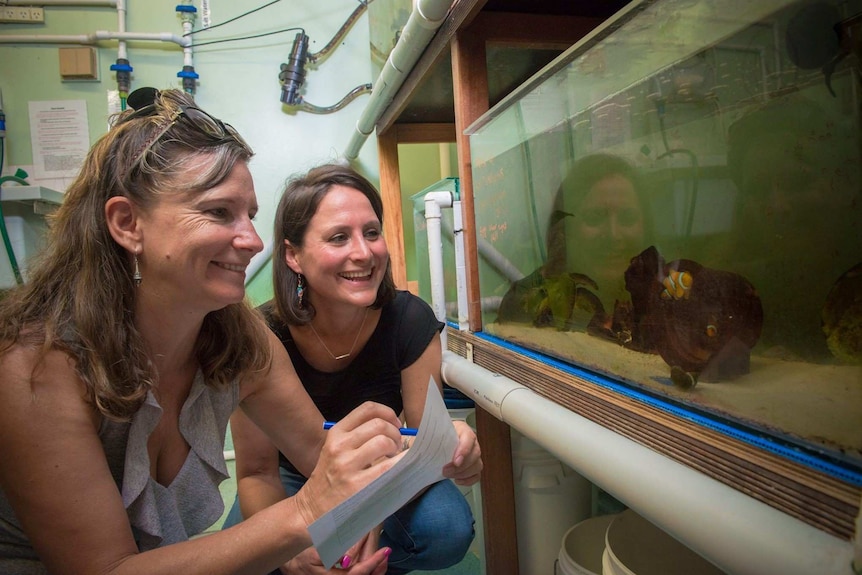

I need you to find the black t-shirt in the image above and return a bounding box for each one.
[259,290,444,475]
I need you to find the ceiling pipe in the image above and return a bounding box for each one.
[342,0,453,160]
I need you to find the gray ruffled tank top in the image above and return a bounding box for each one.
[0,371,239,574]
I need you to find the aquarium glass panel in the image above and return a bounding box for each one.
[469,0,862,471]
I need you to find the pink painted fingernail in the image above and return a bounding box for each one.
[384,547,392,558]
[340,555,351,569]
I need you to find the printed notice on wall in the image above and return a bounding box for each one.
[28,100,90,179]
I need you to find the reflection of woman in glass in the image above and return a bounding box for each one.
[546,153,652,310]
[499,153,653,333]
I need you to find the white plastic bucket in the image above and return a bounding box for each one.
[603,510,726,575]
[557,514,618,575]
[512,430,592,575]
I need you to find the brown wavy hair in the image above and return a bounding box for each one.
[0,89,272,421]
[272,163,396,325]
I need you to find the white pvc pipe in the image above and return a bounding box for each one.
[475,233,524,283]
[451,200,469,329]
[444,296,502,317]
[116,0,127,62]
[181,17,194,68]
[343,0,452,160]
[428,198,504,327]
[425,191,452,347]
[425,194,519,329]
[96,30,189,47]
[5,0,116,4]
[441,350,527,420]
[0,34,98,44]
[440,350,854,575]
[0,31,190,47]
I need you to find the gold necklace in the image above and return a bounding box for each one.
[309,307,369,360]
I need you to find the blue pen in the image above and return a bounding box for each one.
[323,421,418,436]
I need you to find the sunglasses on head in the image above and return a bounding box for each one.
[121,87,246,167]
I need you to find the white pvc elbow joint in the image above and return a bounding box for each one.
[424,191,453,220]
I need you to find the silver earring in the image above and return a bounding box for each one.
[133,254,142,287]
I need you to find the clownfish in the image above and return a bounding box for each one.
[660,269,693,300]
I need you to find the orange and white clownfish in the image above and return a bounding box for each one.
[660,269,693,300]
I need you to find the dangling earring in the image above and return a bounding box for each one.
[133,252,142,287]
[296,273,305,307]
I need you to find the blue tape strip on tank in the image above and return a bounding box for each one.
[465,329,862,487]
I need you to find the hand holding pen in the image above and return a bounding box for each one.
[324,421,418,436]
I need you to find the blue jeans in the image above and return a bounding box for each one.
[222,467,475,575]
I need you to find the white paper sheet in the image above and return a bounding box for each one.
[28,99,90,179]
[308,378,458,568]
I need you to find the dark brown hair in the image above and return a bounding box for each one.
[545,153,652,276]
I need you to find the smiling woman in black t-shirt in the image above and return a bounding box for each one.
[223,164,483,575]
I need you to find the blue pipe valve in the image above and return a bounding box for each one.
[177,67,199,93]
[110,59,134,95]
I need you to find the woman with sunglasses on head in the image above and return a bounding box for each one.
[222,164,483,575]
[0,89,402,575]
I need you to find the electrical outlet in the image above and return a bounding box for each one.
[0,6,43,23]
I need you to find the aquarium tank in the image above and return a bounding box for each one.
[466,0,862,476]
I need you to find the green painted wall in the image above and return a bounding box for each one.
[396,142,458,284]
